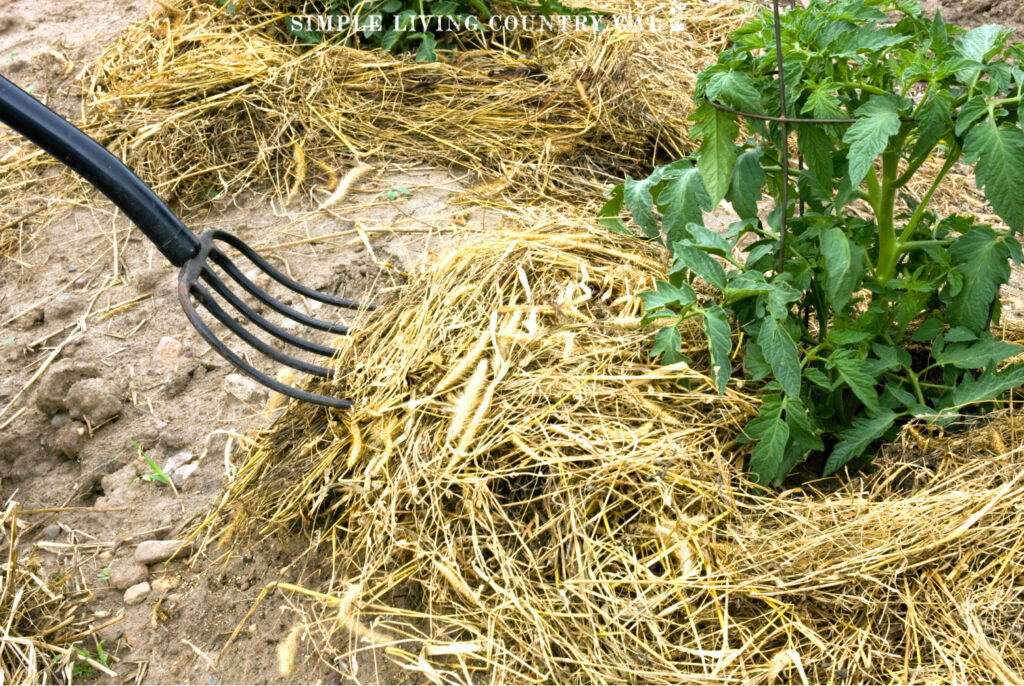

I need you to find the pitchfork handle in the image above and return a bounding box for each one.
[0,74,199,266]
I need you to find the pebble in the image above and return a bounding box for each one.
[123,581,151,606]
[54,421,87,458]
[42,524,62,540]
[65,378,123,426]
[153,336,183,366]
[224,373,268,405]
[135,539,190,565]
[34,360,100,414]
[111,560,149,590]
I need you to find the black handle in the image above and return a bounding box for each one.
[0,74,198,266]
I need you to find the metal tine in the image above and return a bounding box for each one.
[212,230,374,310]
[198,263,340,358]
[209,247,353,335]
[179,284,353,409]
[190,279,335,379]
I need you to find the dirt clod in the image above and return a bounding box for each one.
[65,377,123,425]
[54,420,87,458]
[42,524,62,540]
[43,292,86,322]
[34,360,100,414]
[111,559,149,590]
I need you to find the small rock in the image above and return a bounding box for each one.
[49,413,71,430]
[42,524,62,540]
[135,539,191,565]
[111,560,149,590]
[54,421,87,458]
[153,337,183,366]
[163,451,194,475]
[34,360,100,414]
[43,293,86,323]
[224,373,268,405]
[123,581,151,606]
[65,378,122,426]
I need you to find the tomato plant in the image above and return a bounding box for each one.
[601,0,1024,485]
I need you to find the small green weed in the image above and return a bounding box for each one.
[131,441,171,486]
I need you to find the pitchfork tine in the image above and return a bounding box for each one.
[0,74,366,409]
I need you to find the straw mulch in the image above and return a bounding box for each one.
[196,205,1024,684]
[51,0,745,204]
[0,501,108,684]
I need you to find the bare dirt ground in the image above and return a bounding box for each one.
[2,0,1024,683]
[0,3,476,681]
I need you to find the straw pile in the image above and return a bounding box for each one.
[56,0,745,204]
[198,205,1024,684]
[0,501,106,684]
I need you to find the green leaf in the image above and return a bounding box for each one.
[797,124,834,197]
[783,396,824,451]
[823,409,897,476]
[705,70,763,114]
[745,395,789,485]
[820,226,857,310]
[702,305,733,394]
[639,281,697,312]
[723,277,774,303]
[686,223,733,257]
[659,168,712,243]
[944,325,978,342]
[910,317,944,342]
[954,24,1004,62]
[929,9,948,60]
[623,174,662,239]
[955,96,989,137]
[670,243,727,290]
[910,92,952,163]
[598,184,630,235]
[651,324,685,365]
[825,329,872,345]
[691,102,739,206]
[933,335,1023,369]
[843,94,902,188]
[766,280,803,320]
[758,316,801,398]
[950,364,1024,408]
[802,83,847,122]
[414,33,437,62]
[830,350,880,413]
[728,148,766,219]
[963,117,1024,232]
[947,227,1011,332]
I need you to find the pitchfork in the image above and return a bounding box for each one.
[0,75,371,408]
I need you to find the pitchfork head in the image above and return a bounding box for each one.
[177,229,374,409]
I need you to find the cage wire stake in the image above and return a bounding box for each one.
[772,0,788,274]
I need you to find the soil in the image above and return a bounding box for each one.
[0,3,473,681]
[2,0,1023,683]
